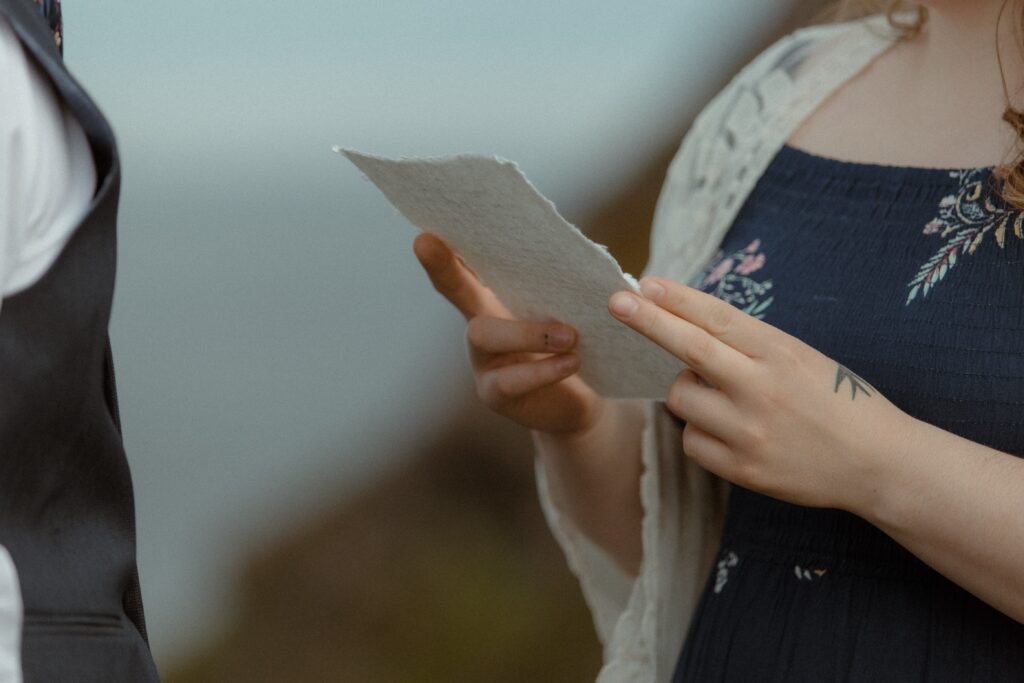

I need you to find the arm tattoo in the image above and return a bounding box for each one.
[833,364,875,400]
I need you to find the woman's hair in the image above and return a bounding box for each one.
[824,1,1024,208]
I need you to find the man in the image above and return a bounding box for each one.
[0,1,158,679]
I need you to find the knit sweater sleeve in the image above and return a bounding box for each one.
[529,18,870,681]
[532,400,727,682]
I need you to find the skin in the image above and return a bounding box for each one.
[608,276,1024,624]
[414,0,1024,616]
[413,232,645,573]
[790,0,1024,167]
[411,232,602,436]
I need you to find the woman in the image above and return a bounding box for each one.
[0,1,159,679]
[415,1,1024,680]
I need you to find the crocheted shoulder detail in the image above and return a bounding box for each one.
[644,14,898,285]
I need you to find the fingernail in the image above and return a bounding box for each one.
[610,292,639,317]
[548,327,574,349]
[640,278,665,300]
[557,354,578,370]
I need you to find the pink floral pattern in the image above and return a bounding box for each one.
[905,167,1023,305]
[690,238,774,319]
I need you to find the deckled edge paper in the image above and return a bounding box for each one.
[336,146,684,399]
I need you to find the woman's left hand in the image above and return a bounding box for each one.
[608,276,916,513]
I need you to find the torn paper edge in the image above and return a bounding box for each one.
[333,145,643,294]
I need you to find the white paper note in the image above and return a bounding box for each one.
[338,147,685,399]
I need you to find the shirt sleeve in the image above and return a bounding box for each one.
[532,354,728,683]
[530,51,742,676]
[528,21,843,680]
[0,16,95,310]
[531,222,730,682]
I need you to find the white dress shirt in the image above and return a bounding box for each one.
[0,15,94,304]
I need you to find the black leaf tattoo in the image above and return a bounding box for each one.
[833,364,875,400]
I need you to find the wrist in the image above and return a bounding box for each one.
[841,408,925,525]
[567,394,612,442]
[544,396,645,448]
[532,398,647,465]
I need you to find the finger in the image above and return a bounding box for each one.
[639,276,790,360]
[681,421,739,481]
[413,232,504,319]
[609,289,753,393]
[467,316,576,357]
[665,369,741,442]
[477,353,580,406]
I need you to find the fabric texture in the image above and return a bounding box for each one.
[532,12,912,682]
[669,143,1024,681]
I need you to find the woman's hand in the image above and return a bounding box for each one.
[413,231,607,437]
[607,276,915,513]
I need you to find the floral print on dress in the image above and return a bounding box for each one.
[713,550,739,594]
[794,564,827,581]
[905,167,1023,305]
[690,238,774,319]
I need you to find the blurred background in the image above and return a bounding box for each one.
[61,0,830,679]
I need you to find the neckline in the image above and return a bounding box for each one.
[775,142,995,185]
[778,14,998,183]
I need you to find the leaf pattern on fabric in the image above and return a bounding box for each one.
[690,238,774,319]
[713,551,739,594]
[794,564,828,581]
[905,167,1023,305]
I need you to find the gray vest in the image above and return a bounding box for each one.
[0,1,158,679]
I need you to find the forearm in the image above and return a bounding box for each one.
[855,413,1024,623]
[533,398,647,577]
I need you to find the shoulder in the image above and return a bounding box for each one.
[656,13,896,211]
[686,13,896,148]
[662,12,900,195]
[644,13,896,282]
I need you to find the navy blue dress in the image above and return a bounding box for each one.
[670,143,1024,681]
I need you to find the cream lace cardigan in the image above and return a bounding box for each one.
[532,12,903,683]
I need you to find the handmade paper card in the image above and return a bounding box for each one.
[338,147,684,398]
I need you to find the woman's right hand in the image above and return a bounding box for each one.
[413,231,607,437]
